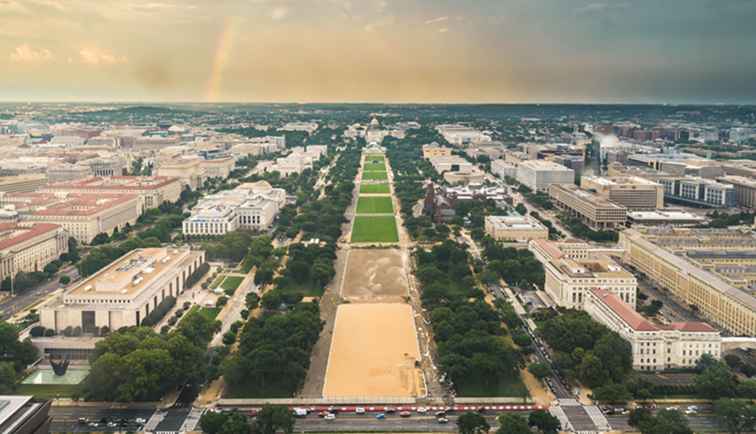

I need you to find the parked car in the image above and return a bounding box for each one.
[324,413,336,421]
[375,413,386,420]
[399,411,412,418]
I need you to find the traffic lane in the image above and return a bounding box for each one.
[50,408,153,433]
[0,268,79,320]
[293,414,502,432]
[606,414,720,432]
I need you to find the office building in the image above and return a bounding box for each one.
[549,184,627,230]
[581,175,664,210]
[183,181,286,236]
[718,176,756,209]
[0,396,51,434]
[281,122,318,133]
[46,164,92,183]
[0,223,68,283]
[529,239,637,309]
[657,177,736,208]
[422,144,453,158]
[627,210,706,227]
[435,124,492,146]
[41,176,182,211]
[484,215,548,242]
[1,192,140,244]
[620,228,756,336]
[157,158,203,190]
[491,159,517,179]
[0,174,48,194]
[585,288,721,371]
[516,160,574,192]
[40,247,205,332]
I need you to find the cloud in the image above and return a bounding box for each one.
[424,16,448,25]
[575,2,630,15]
[79,47,128,65]
[9,44,54,63]
[270,5,289,20]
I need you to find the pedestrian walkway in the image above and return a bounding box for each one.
[179,407,204,432]
[584,405,611,431]
[549,405,573,432]
[143,411,164,432]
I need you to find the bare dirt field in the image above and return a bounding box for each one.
[341,248,408,301]
[323,303,423,398]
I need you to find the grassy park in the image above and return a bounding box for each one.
[362,171,388,181]
[364,161,386,171]
[360,183,391,194]
[221,275,244,291]
[351,216,399,243]
[356,196,394,214]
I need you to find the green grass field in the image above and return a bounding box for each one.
[360,183,390,194]
[15,384,79,399]
[455,375,530,398]
[362,171,388,181]
[364,162,386,171]
[221,276,244,291]
[351,216,399,243]
[356,196,394,214]
[365,154,384,161]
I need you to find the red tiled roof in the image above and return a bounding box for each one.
[590,288,659,332]
[667,322,717,333]
[32,193,137,217]
[45,176,179,191]
[0,223,61,251]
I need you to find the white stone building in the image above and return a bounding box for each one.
[182,181,286,236]
[485,215,548,242]
[529,239,637,309]
[516,160,575,192]
[40,247,205,333]
[0,223,68,282]
[585,288,721,371]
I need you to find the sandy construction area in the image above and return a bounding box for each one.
[323,303,422,398]
[341,249,408,301]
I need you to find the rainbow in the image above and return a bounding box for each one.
[206,17,237,102]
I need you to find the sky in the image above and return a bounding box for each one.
[2,0,756,104]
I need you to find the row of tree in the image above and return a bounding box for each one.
[539,310,632,389]
[416,241,520,395]
[222,301,322,397]
[81,308,221,401]
[479,237,545,289]
[0,321,39,393]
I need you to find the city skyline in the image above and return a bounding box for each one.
[3,0,756,104]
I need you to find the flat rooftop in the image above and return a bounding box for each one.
[519,160,573,171]
[487,215,546,231]
[0,223,60,251]
[628,210,705,222]
[65,248,193,301]
[45,175,179,190]
[552,184,626,209]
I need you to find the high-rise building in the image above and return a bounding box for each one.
[581,175,664,210]
[549,184,627,230]
[516,160,574,192]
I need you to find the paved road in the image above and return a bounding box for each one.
[0,266,79,320]
[49,406,154,433]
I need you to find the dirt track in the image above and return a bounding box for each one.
[323,303,422,398]
[341,248,408,301]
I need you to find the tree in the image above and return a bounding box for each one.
[515,204,527,215]
[628,408,652,427]
[714,399,756,434]
[496,413,530,434]
[457,412,490,434]
[91,232,110,245]
[528,410,560,434]
[255,405,294,434]
[695,360,736,399]
[59,275,71,285]
[528,362,551,380]
[638,409,693,434]
[0,362,16,394]
[591,383,632,403]
[200,411,249,434]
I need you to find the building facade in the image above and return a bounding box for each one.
[581,175,664,210]
[657,177,737,208]
[484,215,549,242]
[530,239,637,309]
[516,160,574,192]
[718,176,756,209]
[620,228,756,336]
[40,248,205,332]
[585,288,722,371]
[0,223,68,282]
[549,184,628,229]
[41,176,182,211]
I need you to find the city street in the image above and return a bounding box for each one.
[0,266,79,321]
